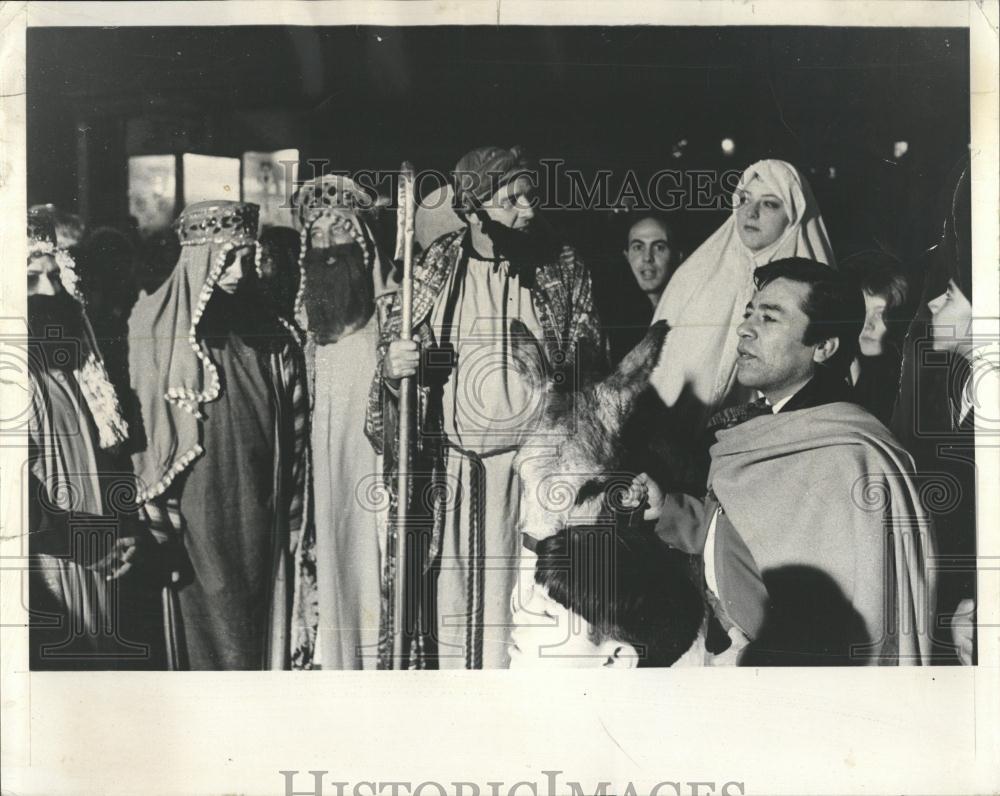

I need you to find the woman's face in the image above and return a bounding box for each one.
[927,279,973,353]
[859,291,889,357]
[735,183,791,252]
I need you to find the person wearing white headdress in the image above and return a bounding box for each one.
[650,159,835,420]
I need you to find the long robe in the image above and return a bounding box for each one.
[429,255,545,669]
[311,314,384,669]
[365,229,604,668]
[167,318,288,670]
[28,368,158,669]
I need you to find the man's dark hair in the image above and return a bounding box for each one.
[753,257,866,374]
[534,525,704,667]
[624,213,678,248]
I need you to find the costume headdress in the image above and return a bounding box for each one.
[291,175,394,332]
[28,208,83,303]
[128,200,265,502]
[452,145,531,214]
[27,209,129,450]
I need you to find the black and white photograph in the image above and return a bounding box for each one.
[2,2,998,794]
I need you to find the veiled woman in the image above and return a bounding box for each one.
[650,160,836,421]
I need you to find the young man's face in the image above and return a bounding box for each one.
[859,291,888,357]
[483,174,536,231]
[927,279,973,353]
[624,218,675,297]
[736,277,828,400]
[508,581,635,669]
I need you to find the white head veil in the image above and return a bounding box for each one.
[649,159,835,416]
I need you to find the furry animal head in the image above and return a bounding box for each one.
[512,320,669,539]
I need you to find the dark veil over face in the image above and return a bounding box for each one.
[28,291,87,372]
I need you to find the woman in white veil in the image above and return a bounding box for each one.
[650,159,836,420]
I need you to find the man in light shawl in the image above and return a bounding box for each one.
[365,146,605,668]
[289,175,397,670]
[651,160,835,416]
[25,212,155,669]
[637,258,935,664]
[127,200,307,670]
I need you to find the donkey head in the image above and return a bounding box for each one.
[512,320,669,540]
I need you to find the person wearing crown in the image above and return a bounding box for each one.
[127,200,308,670]
[365,146,605,668]
[25,211,154,669]
[289,175,397,669]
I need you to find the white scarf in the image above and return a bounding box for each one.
[649,159,836,417]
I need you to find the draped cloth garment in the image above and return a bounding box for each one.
[650,160,836,420]
[705,403,936,664]
[430,255,545,668]
[310,316,385,669]
[128,213,306,669]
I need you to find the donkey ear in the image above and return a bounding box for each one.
[594,320,670,421]
[510,319,549,392]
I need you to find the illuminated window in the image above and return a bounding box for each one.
[182,153,241,206]
[243,149,299,228]
[128,155,176,234]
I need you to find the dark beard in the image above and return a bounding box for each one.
[477,215,559,282]
[28,293,86,373]
[301,243,374,345]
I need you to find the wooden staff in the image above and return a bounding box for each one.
[390,161,417,668]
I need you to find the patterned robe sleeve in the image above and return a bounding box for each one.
[364,291,402,458]
[287,342,309,541]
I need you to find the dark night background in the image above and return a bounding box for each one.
[28,25,969,302]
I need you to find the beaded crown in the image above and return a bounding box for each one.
[28,212,58,248]
[176,200,260,246]
[292,175,376,230]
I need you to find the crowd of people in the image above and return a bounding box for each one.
[24,145,982,670]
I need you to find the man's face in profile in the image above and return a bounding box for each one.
[735,277,819,396]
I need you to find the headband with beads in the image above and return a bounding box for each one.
[27,213,84,304]
[164,200,263,419]
[291,177,375,326]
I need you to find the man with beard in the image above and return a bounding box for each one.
[128,200,307,670]
[25,212,152,669]
[290,175,396,669]
[366,146,605,668]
